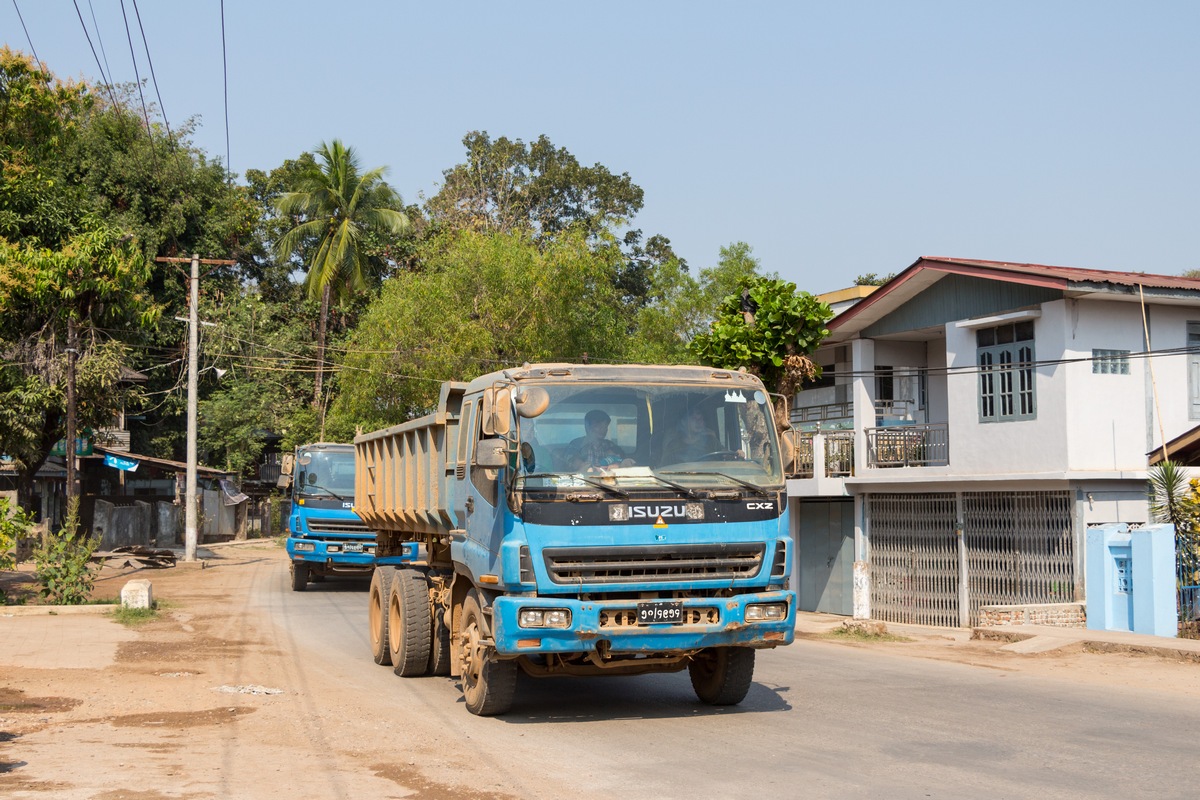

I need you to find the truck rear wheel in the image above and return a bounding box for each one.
[369,566,395,666]
[689,647,755,705]
[290,561,309,592]
[388,569,431,677]
[460,591,516,716]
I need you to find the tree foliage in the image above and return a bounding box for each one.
[332,230,629,429]
[689,277,833,396]
[426,131,644,239]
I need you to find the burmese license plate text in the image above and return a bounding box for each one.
[344,542,364,553]
[637,601,683,624]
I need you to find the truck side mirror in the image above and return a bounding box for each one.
[779,429,801,475]
[280,453,295,476]
[475,438,509,468]
[515,386,549,418]
[482,386,513,436]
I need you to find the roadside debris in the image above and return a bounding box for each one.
[91,546,178,570]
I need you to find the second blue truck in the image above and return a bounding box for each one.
[282,442,374,591]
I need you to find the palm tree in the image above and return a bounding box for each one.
[274,140,409,414]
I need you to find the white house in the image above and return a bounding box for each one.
[787,257,1200,627]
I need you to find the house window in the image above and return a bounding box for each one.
[1188,324,1200,419]
[977,321,1035,422]
[1092,349,1130,375]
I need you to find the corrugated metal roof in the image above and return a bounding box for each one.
[828,256,1200,337]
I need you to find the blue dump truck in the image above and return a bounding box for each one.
[355,364,797,715]
[282,442,375,591]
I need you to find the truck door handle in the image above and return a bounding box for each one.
[465,497,474,514]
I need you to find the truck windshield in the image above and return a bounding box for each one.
[515,381,784,491]
[295,449,356,501]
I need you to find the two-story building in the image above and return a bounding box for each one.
[788,257,1200,627]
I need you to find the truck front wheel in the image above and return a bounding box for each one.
[369,566,396,666]
[460,591,517,716]
[689,647,755,705]
[290,561,309,592]
[388,569,432,676]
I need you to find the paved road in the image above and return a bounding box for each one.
[262,565,1199,800]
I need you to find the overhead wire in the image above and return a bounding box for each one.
[219,0,231,179]
[11,0,46,73]
[118,0,157,173]
[71,0,122,111]
[86,0,115,94]
[130,0,172,140]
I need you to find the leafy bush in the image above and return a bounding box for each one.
[0,497,35,603]
[32,499,99,605]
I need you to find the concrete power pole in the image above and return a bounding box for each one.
[157,254,236,562]
[184,253,200,562]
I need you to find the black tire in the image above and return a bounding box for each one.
[689,647,755,705]
[290,561,309,592]
[388,569,432,677]
[369,566,396,666]
[428,603,452,676]
[460,591,517,716]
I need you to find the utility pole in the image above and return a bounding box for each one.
[158,254,235,562]
[65,316,79,502]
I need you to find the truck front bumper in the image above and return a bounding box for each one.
[287,537,376,570]
[490,590,795,656]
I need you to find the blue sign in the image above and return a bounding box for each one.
[103,453,140,472]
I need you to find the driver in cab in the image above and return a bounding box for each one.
[662,407,723,464]
[566,409,635,472]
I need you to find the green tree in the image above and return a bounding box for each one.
[274,140,410,417]
[0,221,156,504]
[331,230,629,429]
[689,276,833,398]
[426,131,644,239]
[854,272,897,286]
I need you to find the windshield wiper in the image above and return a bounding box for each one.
[520,472,629,498]
[304,484,350,502]
[642,473,702,499]
[660,471,769,496]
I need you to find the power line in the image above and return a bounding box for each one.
[71,0,121,110]
[220,0,231,178]
[87,0,116,97]
[130,0,172,140]
[11,0,46,73]
[118,0,157,174]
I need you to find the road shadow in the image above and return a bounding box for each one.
[455,671,792,723]
[298,576,372,593]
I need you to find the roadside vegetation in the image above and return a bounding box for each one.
[824,621,914,643]
[0,47,833,515]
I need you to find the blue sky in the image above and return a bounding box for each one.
[3,1,1198,292]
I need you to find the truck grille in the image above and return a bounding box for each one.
[306,518,370,535]
[542,543,765,585]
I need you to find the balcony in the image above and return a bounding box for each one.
[788,431,854,479]
[865,423,949,468]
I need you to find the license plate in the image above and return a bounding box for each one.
[637,601,683,625]
[344,542,364,553]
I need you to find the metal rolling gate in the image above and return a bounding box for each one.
[869,491,1075,627]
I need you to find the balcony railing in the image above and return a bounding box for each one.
[866,423,949,468]
[786,431,855,478]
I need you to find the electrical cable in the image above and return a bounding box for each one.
[118,0,158,174]
[87,0,115,95]
[11,0,46,73]
[130,0,172,140]
[71,0,122,111]
[220,0,231,178]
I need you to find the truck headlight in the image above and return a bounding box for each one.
[293,542,315,552]
[519,608,571,628]
[745,603,787,621]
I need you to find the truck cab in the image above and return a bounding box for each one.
[282,442,374,591]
